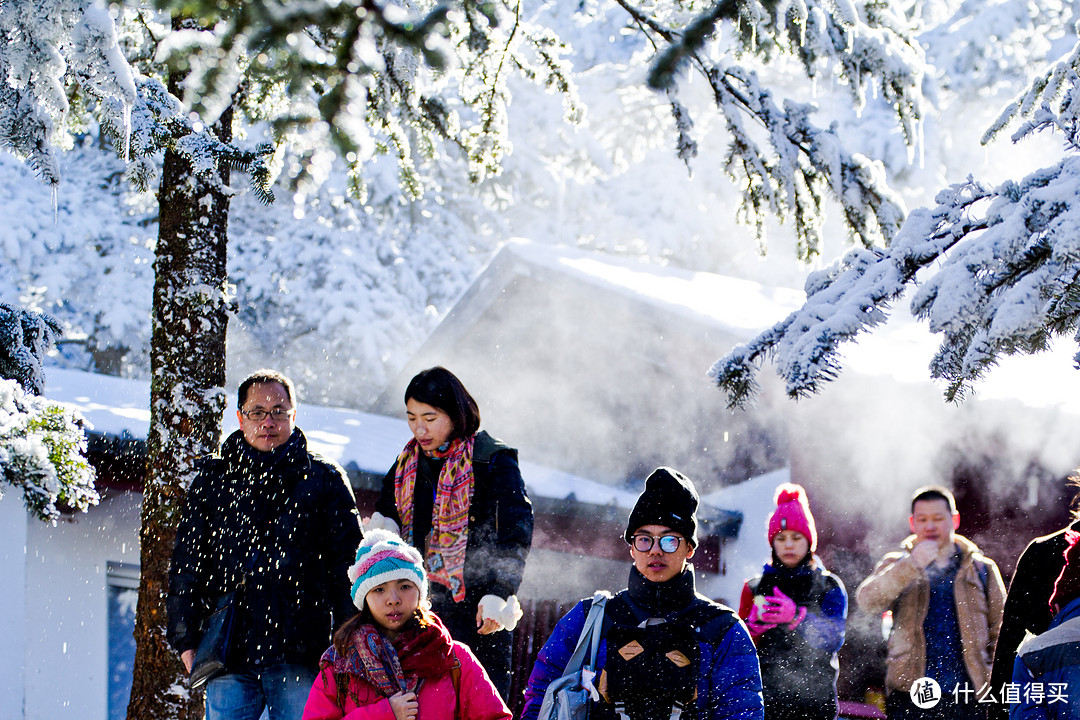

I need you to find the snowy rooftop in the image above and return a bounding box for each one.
[41,367,690,513]
[500,239,1080,414]
[502,239,805,337]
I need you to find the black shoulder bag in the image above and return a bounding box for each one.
[189,548,260,689]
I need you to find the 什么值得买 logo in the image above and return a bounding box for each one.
[910,677,941,709]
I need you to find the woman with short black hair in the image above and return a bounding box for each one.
[370,366,533,700]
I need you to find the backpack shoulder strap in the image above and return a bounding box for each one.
[570,591,610,671]
[536,592,610,720]
[451,655,462,720]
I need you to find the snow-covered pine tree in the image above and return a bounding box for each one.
[631,0,926,258]
[0,303,98,523]
[126,17,233,718]
[711,35,1080,406]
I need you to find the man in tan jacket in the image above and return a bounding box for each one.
[856,486,1005,720]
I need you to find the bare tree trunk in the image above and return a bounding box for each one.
[126,72,234,720]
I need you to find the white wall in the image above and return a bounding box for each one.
[700,468,791,606]
[23,491,141,720]
[0,494,28,720]
[519,548,632,603]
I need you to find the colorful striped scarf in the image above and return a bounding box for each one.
[393,435,475,601]
[321,613,456,700]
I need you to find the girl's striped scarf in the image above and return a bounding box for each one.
[320,613,456,701]
[393,435,476,601]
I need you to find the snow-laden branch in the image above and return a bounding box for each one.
[712,39,1080,405]
[0,303,62,396]
[0,304,97,523]
[0,1,274,196]
[710,64,907,256]
[640,0,926,257]
[710,180,989,405]
[0,0,135,185]
[0,377,99,523]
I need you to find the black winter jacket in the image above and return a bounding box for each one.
[166,428,363,670]
[375,430,533,603]
[988,521,1080,720]
[741,561,847,720]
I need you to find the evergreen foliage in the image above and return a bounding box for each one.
[0,377,99,523]
[2,0,931,251]
[0,302,61,395]
[712,35,1080,406]
[637,0,925,257]
[0,2,274,198]
[0,304,98,523]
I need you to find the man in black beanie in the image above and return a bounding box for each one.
[521,467,764,720]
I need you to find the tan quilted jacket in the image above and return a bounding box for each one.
[855,534,1006,693]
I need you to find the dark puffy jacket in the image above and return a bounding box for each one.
[167,428,363,670]
[991,522,1080,720]
[374,430,533,603]
[738,560,847,720]
[1010,595,1080,719]
[521,567,765,720]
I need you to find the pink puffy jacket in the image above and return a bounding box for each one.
[302,642,511,720]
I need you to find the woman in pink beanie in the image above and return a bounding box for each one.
[738,483,848,720]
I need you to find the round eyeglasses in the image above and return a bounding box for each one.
[240,408,292,422]
[631,534,684,553]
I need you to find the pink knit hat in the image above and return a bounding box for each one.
[767,483,818,551]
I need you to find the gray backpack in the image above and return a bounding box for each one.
[538,591,611,720]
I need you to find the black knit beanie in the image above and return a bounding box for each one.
[624,467,700,548]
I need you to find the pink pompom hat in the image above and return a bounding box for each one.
[767,482,818,551]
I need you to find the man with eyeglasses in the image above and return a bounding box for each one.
[522,467,764,720]
[167,369,363,720]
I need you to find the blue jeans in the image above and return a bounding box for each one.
[205,664,316,720]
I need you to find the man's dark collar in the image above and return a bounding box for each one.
[225,427,305,467]
[626,563,697,616]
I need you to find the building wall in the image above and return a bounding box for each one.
[518,548,629,603]
[22,491,141,720]
[1,495,28,720]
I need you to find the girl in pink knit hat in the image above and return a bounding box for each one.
[738,483,848,720]
[302,529,511,720]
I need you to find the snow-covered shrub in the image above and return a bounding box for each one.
[0,377,99,523]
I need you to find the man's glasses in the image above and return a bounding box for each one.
[631,534,683,553]
[240,408,292,422]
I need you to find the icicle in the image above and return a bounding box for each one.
[122,101,131,163]
[917,116,925,170]
[52,185,58,225]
